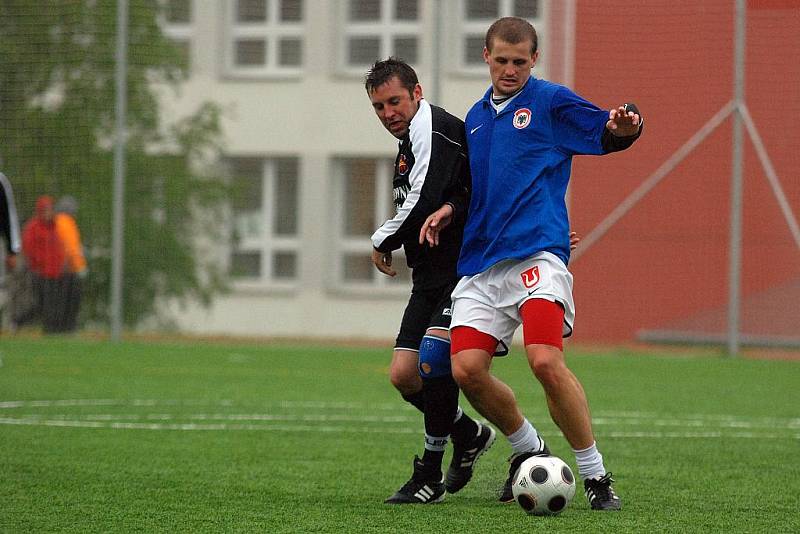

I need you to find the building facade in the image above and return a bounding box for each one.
[160,0,553,341]
[160,0,800,346]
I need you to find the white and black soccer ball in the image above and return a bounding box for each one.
[511,455,576,516]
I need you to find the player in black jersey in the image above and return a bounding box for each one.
[1,173,21,332]
[366,58,495,504]
[0,173,20,273]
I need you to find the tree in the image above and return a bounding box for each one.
[0,0,228,328]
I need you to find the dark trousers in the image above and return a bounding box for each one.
[15,274,62,333]
[14,273,81,333]
[56,273,82,332]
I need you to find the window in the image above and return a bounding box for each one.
[333,157,410,289]
[341,0,421,73]
[226,0,304,77]
[160,0,193,69]
[228,157,300,284]
[458,0,546,74]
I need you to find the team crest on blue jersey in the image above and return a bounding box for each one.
[398,154,409,175]
[513,108,532,129]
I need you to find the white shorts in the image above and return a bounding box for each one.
[450,251,575,351]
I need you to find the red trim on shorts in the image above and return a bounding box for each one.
[450,326,498,355]
[520,298,565,351]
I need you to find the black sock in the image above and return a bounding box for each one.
[422,375,459,451]
[421,449,445,472]
[451,408,480,446]
[402,390,425,413]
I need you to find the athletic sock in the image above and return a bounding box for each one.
[507,418,543,454]
[450,406,480,445]
[573,441,606,480]
[402,390,425,413]
[422,434,447,473]
[418,375,459,472]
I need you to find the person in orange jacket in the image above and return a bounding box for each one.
[54,196,86,332]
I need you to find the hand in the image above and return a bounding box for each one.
[4,254,17,271]
[418,203,455,247]
[371,248,396,277]
[606,104,641,137]
[569,231,581,250]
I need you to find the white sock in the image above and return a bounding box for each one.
[425,433,449,452]
[573,441,606,480]
[507,419,543,454]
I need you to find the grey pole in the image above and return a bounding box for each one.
[430,0,442,105]
[727,0,746,356]
[110,0,128,342]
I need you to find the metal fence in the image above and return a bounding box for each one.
[1,0,798,353]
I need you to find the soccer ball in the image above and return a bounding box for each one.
[511,455,576,516]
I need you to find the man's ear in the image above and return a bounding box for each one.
[413,83,423,102]
[483,47,490,64]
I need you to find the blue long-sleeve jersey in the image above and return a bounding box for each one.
[459,77,637,276]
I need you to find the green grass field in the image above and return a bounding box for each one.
[0,337,798,533]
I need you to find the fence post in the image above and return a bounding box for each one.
[727,0,746,357]
[110,0,128,342]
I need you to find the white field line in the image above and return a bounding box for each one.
[2,399,799,425]
[0,417,797,440]
[0,399,797,435]
[0,412,798,430]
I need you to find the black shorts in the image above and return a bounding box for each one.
[394,281,457,351]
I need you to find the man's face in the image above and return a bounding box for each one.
[484,38,538,96]
[369,76,422,139]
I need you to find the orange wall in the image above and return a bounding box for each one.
[549,1,800,341]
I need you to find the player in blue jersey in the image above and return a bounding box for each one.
[422,17,642,510]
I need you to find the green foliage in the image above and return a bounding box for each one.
[0,338,799,532]
[0,1,228,327]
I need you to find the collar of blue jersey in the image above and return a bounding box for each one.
[481,77,535,115]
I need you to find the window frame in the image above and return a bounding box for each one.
[223,0,305,79]
[329,156,411,295]
[228,156,301,290]
[455,0,549,78]
[159,0,194,68]
[337,0,423,77]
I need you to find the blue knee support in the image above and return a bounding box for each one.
[418,335,452,378]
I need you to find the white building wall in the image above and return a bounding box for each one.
[159,0,549,341]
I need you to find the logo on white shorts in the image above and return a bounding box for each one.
[520,265,540,288]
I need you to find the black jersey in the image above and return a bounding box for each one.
[0,172,21,257]
[371,100,470,290]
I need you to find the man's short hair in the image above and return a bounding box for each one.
[485,17,538,54]
[364,57,419,96]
